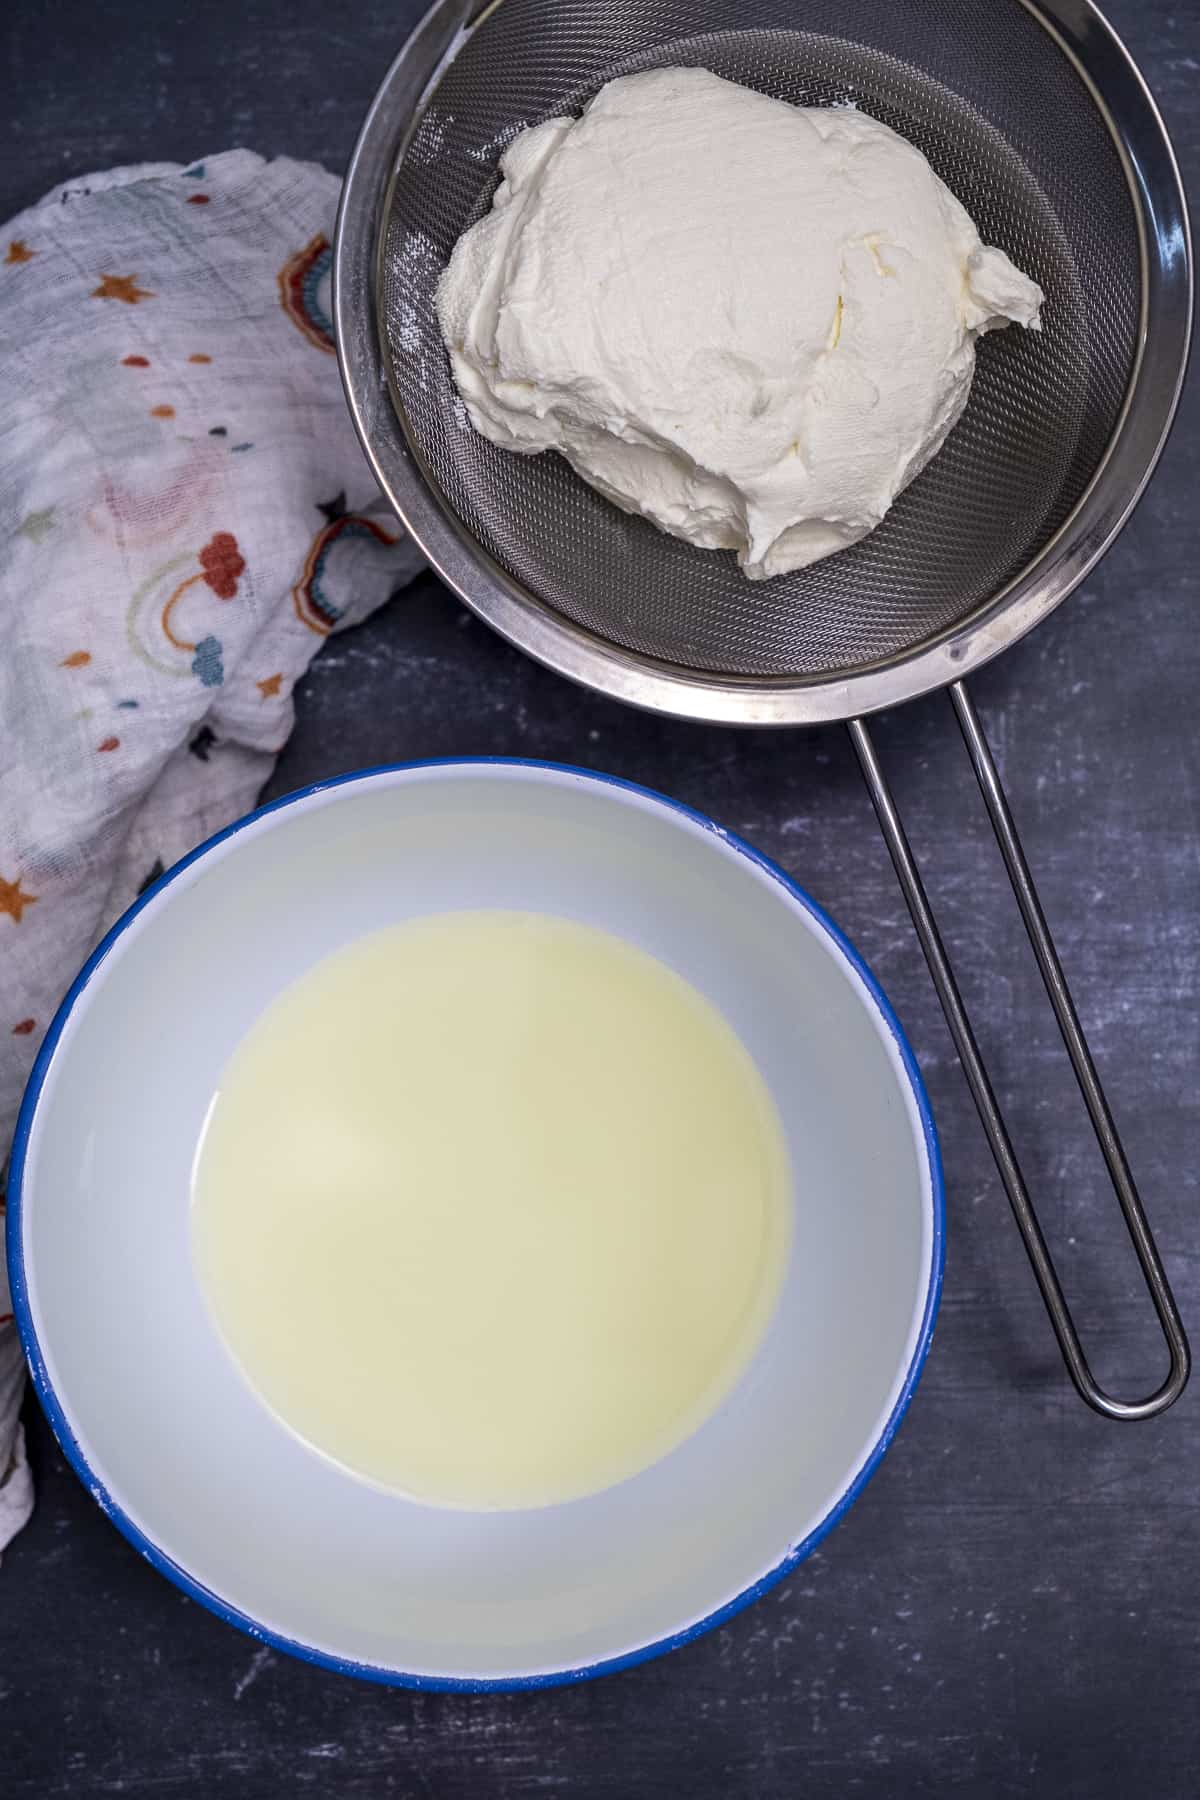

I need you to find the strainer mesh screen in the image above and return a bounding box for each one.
[381,0,1141,679]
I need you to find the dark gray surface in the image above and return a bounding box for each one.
[2,3,1198,1795]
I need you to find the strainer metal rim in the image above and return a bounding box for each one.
[334,0,1192,728]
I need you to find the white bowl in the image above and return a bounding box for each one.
[9,761,943,1689]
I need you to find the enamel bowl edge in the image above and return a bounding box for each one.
[8,759,944,1689]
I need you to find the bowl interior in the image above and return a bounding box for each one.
[15,763,939,1684]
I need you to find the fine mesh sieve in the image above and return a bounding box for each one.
[379,0,1136,682]
[336,0,1191,1415]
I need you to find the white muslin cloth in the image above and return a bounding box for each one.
[0,150,424,1557]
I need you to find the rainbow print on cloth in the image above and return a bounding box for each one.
[292,514,400,635]
[278,234,336,354]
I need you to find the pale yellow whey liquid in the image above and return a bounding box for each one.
[191,912,792,1508]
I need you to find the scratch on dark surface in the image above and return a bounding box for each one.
[232,1646,276,1700]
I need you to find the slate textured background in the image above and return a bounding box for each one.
[2,2,1197,1794]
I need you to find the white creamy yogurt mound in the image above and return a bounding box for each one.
[437,67,1044,581]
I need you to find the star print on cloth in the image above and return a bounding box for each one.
[4,241,35,265]
[0,876,37,924]
[187,724,217,761]
[0,148,427,1563]
[91,273,155,304]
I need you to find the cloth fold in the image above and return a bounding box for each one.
[0,150,424,1558]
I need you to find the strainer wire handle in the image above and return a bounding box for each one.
[849,683,1190,1420]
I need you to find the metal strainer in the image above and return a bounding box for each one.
[335,0,1192,1415]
